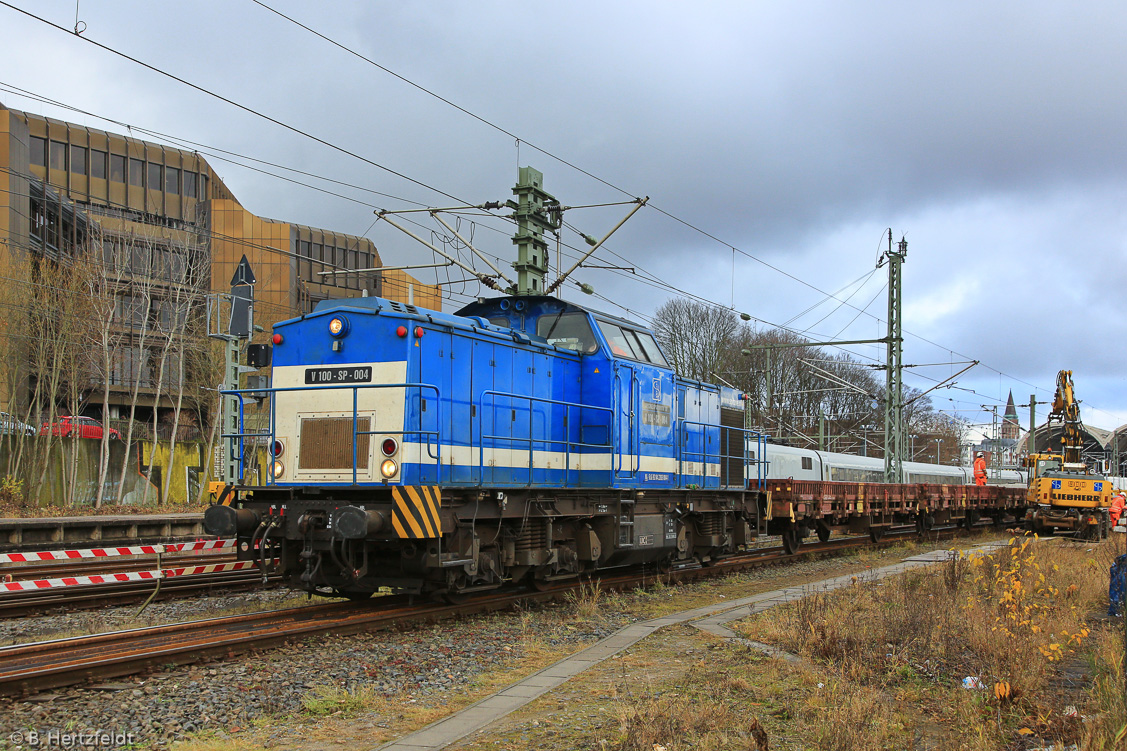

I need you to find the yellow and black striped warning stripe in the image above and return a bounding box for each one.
[392,486,442,538]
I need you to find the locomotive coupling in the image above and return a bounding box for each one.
[331,506,388,539]
[203,505,260,537]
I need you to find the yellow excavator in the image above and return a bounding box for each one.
[1023,370,1112,538]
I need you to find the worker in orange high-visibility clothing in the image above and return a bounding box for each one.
[1110,491,1126,527]
[973,452,987,486]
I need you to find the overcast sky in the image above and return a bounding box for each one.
[2,0,1125,437]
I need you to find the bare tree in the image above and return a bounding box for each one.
[157,236,209,503]
[114,233,158,505]
[84,226,129,506]
[651,299,741,382]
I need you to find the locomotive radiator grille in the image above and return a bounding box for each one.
[298,417,371,469]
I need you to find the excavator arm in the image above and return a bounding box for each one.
[1048,370,1086,470]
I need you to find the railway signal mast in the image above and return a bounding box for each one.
[879,231,906,482]
[374,167,646,298]
[881,231,907,483]
[742,230,910,481]
[208,255,258,484]
[509,167,561,295]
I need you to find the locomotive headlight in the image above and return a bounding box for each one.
[271,460,285,479]
[380,459,398,478]
[328,316,349,337]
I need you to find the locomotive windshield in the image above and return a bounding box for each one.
[536,311,598,353]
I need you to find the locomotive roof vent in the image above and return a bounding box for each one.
[387,301,418,315]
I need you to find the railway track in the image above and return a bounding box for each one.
[0,569,282,618]
[0,525,979,697]
[2,550,235,580]
[0,547,281,618]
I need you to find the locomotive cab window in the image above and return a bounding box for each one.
[596,320,669,366]
[630,329,668,366]
[536,311,597,354]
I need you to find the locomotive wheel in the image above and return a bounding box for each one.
[442,590,469,605]
[815,521,831,543]
[868,526,885,544]
[781,526,800,555]
[338,590,374,601]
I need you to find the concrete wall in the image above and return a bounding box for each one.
[0,438,157,507]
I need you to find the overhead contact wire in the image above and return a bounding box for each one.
[0,1,468,207]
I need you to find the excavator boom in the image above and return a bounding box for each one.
[1048,370,1086,469]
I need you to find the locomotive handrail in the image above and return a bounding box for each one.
[477,390,614,487]
[676,420,767,491]
[221,381,442,485]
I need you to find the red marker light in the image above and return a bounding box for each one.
[414,326,424,338]
[396,325,408,338]
[272,333,283,345]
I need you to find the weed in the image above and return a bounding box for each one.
[567,579,605,621]
[0,474,24,505]
[300,683,384,717]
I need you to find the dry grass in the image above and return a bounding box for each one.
[797,676,909,751]
[738,536,1121,749]
[1079,624,1127,749]
[611,695,766,751]
[604,647,779,751]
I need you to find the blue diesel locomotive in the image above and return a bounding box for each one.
[206,293,766,597]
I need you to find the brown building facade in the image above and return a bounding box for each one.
[0,102,436,420]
